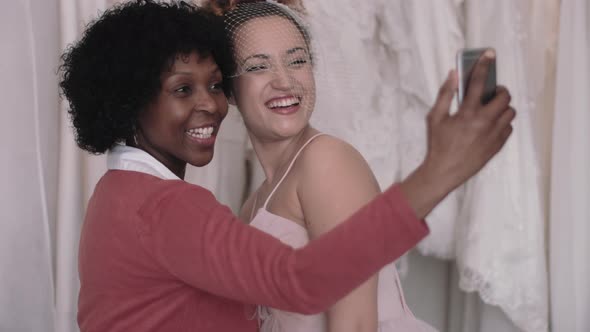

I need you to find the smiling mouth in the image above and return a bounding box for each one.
[265,96,301,109]
[186,125,215,139]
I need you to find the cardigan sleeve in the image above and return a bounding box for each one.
[137,182,428,314]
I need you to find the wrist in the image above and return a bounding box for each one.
[398,162,454,219]
[417,160,459,196]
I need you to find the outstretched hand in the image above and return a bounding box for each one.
[400,49,516,219]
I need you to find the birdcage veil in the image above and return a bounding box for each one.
[202,0,331,121]
[222,1,311,76]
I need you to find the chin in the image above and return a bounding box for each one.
[276,124,308,138]
[188,152,215,168]
[271,117,305,132]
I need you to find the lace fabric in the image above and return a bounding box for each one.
[308,0,403,188]
[459,1,552,331]
[307,0,550,331]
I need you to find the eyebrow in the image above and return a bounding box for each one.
[241,54,270,64]
[166,67,221,78]
[241,47,308,64]
[286,47,307,55]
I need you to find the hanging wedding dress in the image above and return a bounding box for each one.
[379,0,466,260]
[309,0,466,260]
[308,0,403,188]
[308,0,550,331]
[456,2,552,331]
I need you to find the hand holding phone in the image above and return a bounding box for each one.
[456,48,497,105]
[420,48,514,202]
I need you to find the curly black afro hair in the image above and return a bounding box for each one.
[59,0,234,154]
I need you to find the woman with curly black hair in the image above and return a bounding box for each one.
[59,0,234,156]
[59,1,514,331]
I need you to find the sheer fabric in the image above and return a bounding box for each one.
[308,1,550,330]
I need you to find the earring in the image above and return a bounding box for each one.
[130,125,139,147]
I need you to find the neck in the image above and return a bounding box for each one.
[127,138,187,180]
[167,162,186,180]
[250,126,317,183]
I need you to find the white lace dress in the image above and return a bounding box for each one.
[307,0,551,331]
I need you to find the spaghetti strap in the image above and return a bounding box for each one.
[249,191,259,221]
[393,268,414,315]
[262,133,325,209]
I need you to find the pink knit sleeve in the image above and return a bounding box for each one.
[137,183,428,314]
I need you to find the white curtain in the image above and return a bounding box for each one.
[0,0,58,331]
[56,1,109,331]
[550,0,590,330]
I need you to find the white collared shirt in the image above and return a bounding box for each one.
[107,144,180,181]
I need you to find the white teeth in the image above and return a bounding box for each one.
[187,126,214,139]
[267,97,300,109]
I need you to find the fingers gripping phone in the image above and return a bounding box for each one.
[456,48,497,105]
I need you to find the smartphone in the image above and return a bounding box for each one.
[456,48,496,105]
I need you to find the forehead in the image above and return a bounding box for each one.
[232,16,307,57]
[164,52,219,73]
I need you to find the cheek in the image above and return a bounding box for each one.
[140,103,172,133]
[300,70,315,91]
[242,74,270,92]
[232,78,248,100]
[216,97,229,117]
[235,78,265,109]
[163,102,193,129]
[239,104,261,123]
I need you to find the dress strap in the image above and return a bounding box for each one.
[249,191,259,221]
[262,133,326,209]
[393,267,415,316]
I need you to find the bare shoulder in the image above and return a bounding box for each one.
[299,134,373,174]
[297,134,379,189]
[296,134,381,236]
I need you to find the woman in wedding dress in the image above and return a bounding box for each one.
[214,3,432,331]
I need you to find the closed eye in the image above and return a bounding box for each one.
[289,58,308,67]
[246,64,270,72]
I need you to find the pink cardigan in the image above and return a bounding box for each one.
[77,170,428,331]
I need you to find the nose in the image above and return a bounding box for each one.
[270,65,294,90]
[194,90,220,114]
